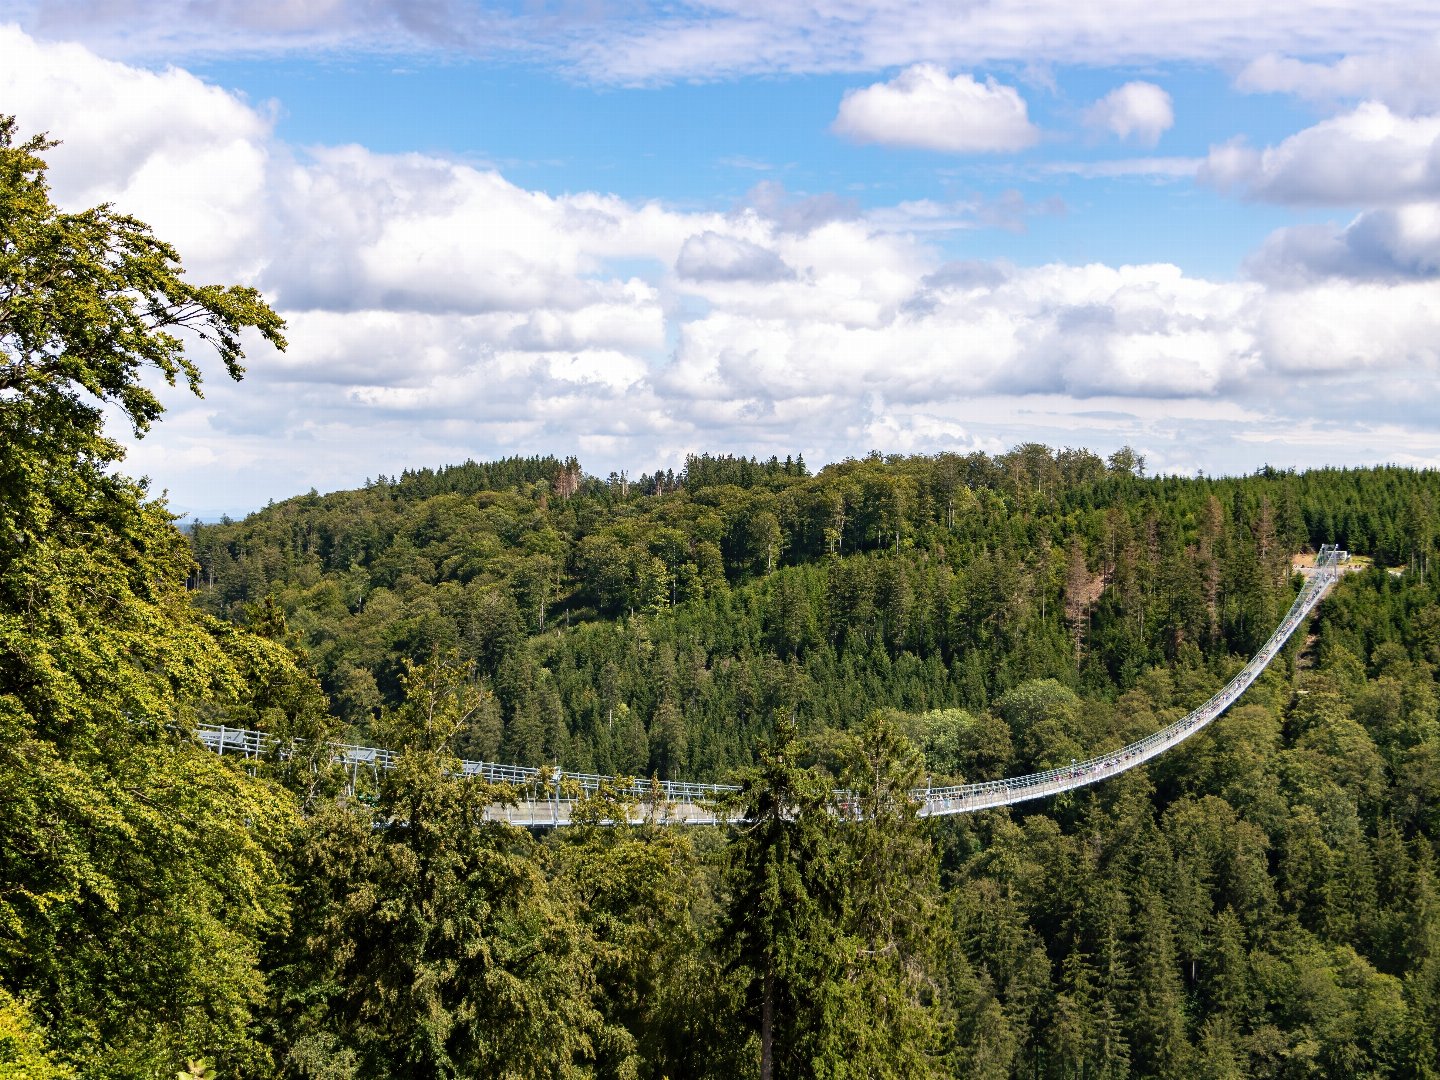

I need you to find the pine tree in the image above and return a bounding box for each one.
[721,716,841,1080]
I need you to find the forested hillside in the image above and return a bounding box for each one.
[174,448,1440,1077]
[6,112,1440,1079]
[189,449,1439,780]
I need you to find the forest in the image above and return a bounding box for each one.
[5,114,1440,1079]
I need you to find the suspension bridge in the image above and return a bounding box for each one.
[198,545,1349,826]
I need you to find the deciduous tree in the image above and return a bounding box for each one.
[0,115,295,1075]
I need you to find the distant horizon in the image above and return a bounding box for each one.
[161,444,1431,524]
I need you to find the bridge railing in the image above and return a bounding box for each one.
[195,727,741,806]
[915,543,1345,815]
[197,546,1346,825]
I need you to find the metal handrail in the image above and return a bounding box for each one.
[916,544,1345,815]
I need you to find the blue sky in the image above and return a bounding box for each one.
[6,3,1440,516]
[194,58,1318,274]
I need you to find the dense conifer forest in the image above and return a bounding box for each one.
[188,449,1440,782]
[6,114,1440,1078]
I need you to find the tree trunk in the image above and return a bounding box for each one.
[761,967,774,1080]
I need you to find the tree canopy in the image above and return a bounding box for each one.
[0,116,298,1076]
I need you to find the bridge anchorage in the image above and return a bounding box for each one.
[199,545,1349,826]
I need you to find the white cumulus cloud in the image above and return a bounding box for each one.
[1247,204,1440,283]
[0,24,273,281]
[675,232,793,282]
[832,65,1038,153]
[1200,103,1440,205]
[1084,82,1174,145]
[1238,39,1440,115]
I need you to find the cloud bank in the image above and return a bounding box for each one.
[4,25,1440,515]
[1199,93,1440,290]
[1239,39,1440,114]
[1201,103,1440,206]
[17,2,1440,84]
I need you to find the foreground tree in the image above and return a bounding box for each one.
[545,787,728,1080]
[722,716,842,1080]
[268,658,601,1077]
[828,714,949,1079]
[721,714,949,1080]
[0,116,296,1075]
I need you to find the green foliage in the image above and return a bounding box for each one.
[825,714,949,1079]
[0,989,75,1079]
[171,418,1440,1077]
[994,680,1087,771]
[0,117,283,443]
[0,116,295,1076]
[719,715,950,1079]
[185,429,1440,790]
[721,716,842,1080]
[268,657,602,1077]
[546,799,722,1080]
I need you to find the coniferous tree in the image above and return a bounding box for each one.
[270,658,600,1077]
[722,716,841,1080]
